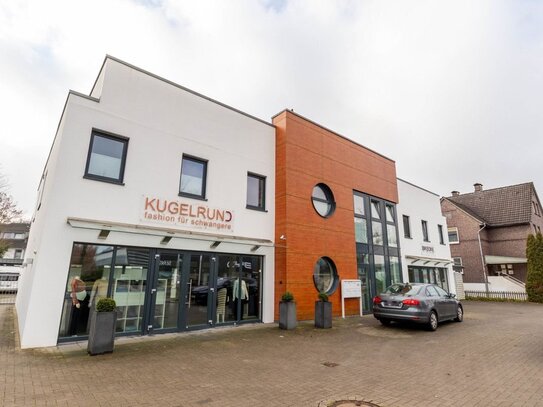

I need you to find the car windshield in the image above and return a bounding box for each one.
[384,284,421,296]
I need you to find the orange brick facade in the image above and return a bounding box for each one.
[273,111,398,320]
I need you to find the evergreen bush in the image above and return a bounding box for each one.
[526,233,543,303]
[281,291,294,302]
[96,298,117,312]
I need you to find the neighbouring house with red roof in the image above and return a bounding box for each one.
[440,182,543,292]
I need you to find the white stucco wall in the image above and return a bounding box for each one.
[396,179,456,294]
[16,57,276,348]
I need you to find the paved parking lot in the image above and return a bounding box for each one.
[1,301,543,407]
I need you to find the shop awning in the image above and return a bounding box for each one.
[484,255,527,265]
[66,217,274,248]
[405,255,453,267]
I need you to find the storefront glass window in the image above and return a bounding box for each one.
[387,224,397,247]
[372,221,383,245]
[374,255,386,295]
[59,244,114,338]
[389,256,401,284]
[240,256,262,321]
[355,217,368,243]
[371,201,381,220]
[354,194,365,216]
[313,257,338,294]
[385,204,395,223]
[112,247,150,333]
[357,253,371,312]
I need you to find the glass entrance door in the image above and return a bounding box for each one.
[185,254,213,328]
[148,251,182,332]
[216,255,262,323]
[357,253,372,313]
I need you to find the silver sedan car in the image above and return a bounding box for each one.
[373,283,463,331]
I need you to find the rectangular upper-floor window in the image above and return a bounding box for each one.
[14,249,23,259]
[179,155,208,199]
[438,224,444,245]
[246,172,266,211]
[84,130,128,184]
[533,201,541,216]
[448,227,459,244]
[421,220,429,242]
[402,215,411,238]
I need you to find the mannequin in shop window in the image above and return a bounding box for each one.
[231,278,248,320]
[89,275,108,309]
[69,276,89,336]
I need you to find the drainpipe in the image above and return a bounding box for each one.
[477,223,489,295]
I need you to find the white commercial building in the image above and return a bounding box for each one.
[396,179,458,295]
[16,56,276,348]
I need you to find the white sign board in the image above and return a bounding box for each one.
[342,280,362,298]
[341,279,363,318]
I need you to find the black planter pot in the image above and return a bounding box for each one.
[315,301,332,329]
[279,301,297,330]
[87,310,117,355]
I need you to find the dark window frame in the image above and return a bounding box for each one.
[83,129,129,185]
[312,256,339,295]
[179,154,208,201]
[246,172,267,212]
[421,220,430,242]
[438,224,445,245]
[402,215,411,238]
[311,183,336,218]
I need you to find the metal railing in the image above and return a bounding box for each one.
[464,290,528,301]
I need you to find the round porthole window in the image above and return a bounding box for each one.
[313,257,339,295]
[311,183,335,218]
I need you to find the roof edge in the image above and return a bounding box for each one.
[102,55,275,129]
[271,109,395,163]
[397,178,439,197]
[441,197,486,224]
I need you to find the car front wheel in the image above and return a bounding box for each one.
[426,311,438,331]
[454,305,463,322]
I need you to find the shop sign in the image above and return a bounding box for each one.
[422,245,434,254]
[341,279,363,318]
[141,196,234,233]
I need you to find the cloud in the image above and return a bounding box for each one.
[1,0,543,216]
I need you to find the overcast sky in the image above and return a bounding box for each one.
[1,0,542,218]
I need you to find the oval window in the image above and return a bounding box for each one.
[313,257,339,295]
[311,183,335,218]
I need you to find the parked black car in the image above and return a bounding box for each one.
[373,283,463,331]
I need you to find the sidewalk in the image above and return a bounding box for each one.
[2,302,543,406]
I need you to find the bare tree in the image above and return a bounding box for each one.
[0,169,22,223]
[0,170,23,257]
[0,191,22,223]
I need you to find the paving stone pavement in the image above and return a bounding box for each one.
[1,301,543,406]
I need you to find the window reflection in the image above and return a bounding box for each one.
[180,156,207,198]
[112,247,150,333]
[59,244,113,338]
[86,133,127,182]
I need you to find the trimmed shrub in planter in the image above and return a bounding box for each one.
[315,292,332,329]
[87,298,117,355]
[279,291,297,330]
